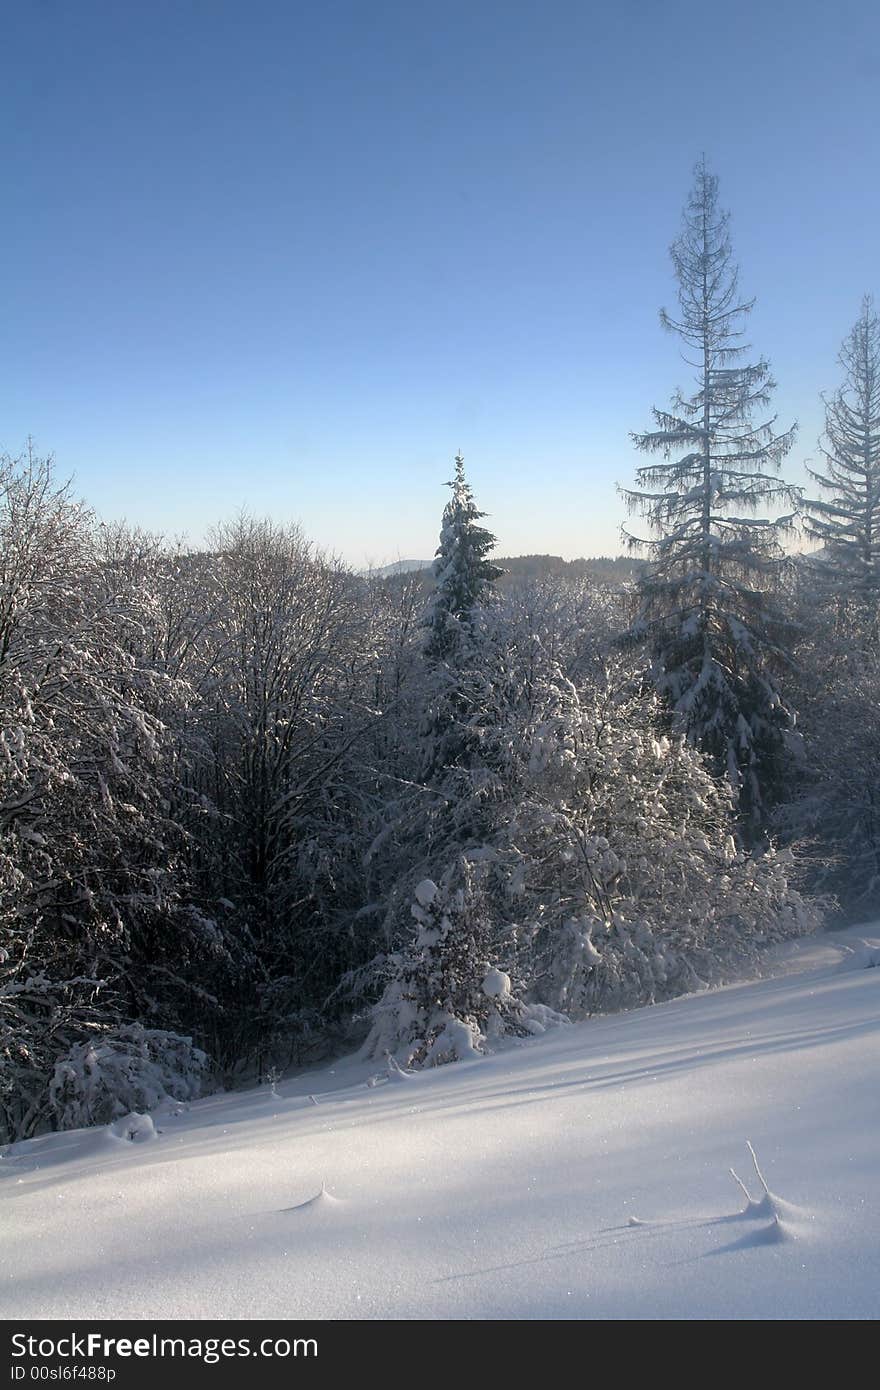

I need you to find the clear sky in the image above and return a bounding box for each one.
[3,1,878,566]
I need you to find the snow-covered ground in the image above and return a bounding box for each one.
[3,927,879,1321]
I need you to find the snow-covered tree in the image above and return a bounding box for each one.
[498,656,821,1016]
[0,434,823,1129]
[49,1025,209,1131]
[423,453,502,665]
[361,591,821,1061]
[804,296,880,629]
[779,579,880,912]
[419,457,503,793]
[186,514,381,1072]
[365,864,526,1066]
[0,450,216,1141]
[360,465,534,1063]
[622,158,801,836]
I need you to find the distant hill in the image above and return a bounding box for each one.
[370,559,434,578]
[371,554,645,585]
[494,554,645,582]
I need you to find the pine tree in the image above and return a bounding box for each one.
[622,157,800,836]
[423,453,502,665]
[804,296,880,629]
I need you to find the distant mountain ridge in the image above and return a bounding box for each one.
[370,559,434,577]
[369,554,645,581]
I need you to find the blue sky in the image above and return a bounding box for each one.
[3,1,878,565]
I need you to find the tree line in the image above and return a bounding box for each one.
[1,158,876,1142]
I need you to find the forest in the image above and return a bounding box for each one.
[2,160,878,1146]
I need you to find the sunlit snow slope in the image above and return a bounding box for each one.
[2,928,878,1320]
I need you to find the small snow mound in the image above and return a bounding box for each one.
[726,1141,809,1242]
[482,967,511,999]
[108,1112,157,1144]
[715,1214,794,1253]
[424,1016,481,1064]
[281,1183,342,1214]
[521,1002,571,1036]
[632,1141,810,1253]
[414,879,438,908]
[748,1217,792,1246]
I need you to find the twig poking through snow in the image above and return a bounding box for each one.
[729,1165,754,1206]
[730,1140,775,1211]
[746,1140,770,1196]
[727,1140,796,1240]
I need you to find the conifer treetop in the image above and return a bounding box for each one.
[624,157,799,560]
[619,157,800,834]
[804,295,880,609]
[423,453,502,662]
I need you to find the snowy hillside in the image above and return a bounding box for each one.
[3,927,878,1321]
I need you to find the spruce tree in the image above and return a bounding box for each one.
[804,296,880,628]
[622,157,800,836]
[365,466,523,1068]
[420,453,502,791]
[423,453,502,665]
[365,865,523,1067]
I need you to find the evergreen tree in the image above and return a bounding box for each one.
[365,864,524,1067]
[622,157,800,836]
[804,296,880,628]
[420,454,503,794]
[780,597,880,913]
[423,453,502,665]
[363,462,530,1067]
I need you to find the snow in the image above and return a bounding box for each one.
[482,967,511,999]
[2,926,878,1321]
[108,1112,157,1144]
[413,878,438,908]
